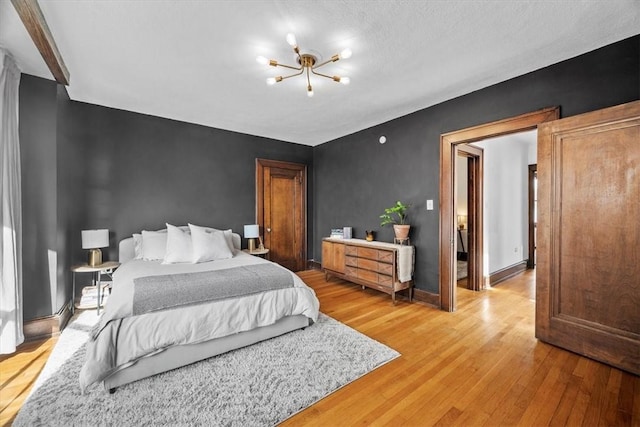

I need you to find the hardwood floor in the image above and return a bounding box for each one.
[0,336,57,426]
[1,269,638,426]
[283,269,638,426]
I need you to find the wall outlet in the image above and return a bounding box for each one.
[426,199,434,210]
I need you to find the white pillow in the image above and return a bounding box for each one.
[189,223,233,262]
[221,229,236,253]
[141,230,168,261]
[132,233,143,259]
[163,223,193,264]
[188,224,235,253]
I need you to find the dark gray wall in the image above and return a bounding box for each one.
[19,75,59,320]
[59,101,314,264]
[19,80,313,321]
[56,86,87,313]
[313,35,640,294]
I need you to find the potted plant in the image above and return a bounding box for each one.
[380,201,411,240]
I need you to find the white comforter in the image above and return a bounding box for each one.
[79,252,319,391]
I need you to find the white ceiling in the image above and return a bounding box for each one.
[1,1,638,146]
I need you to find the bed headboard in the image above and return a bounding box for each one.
[119,232,242,263]
[119,237,136,263]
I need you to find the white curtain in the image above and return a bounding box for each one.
[0,49,24,354]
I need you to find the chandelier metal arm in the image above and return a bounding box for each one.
[278,68,305,81]
[312,54,340,70]
[272,62,302,71]
[311,68,341,82]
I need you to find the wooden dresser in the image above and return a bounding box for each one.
[321,238,414,303]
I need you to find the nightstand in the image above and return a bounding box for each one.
[242,248,270,259]
[71,261,120,315]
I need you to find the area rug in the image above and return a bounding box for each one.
[14,311,399,426]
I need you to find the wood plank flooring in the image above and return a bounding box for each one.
[1,269,638,426]
[0,336,57,426]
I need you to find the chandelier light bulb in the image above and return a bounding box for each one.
[266,77,277,85]
[256,56,269,65]
[286,33,297,47]
[340,76,350,85]
[339,48,352,59]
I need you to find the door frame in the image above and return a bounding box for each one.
[256,158,307,271]
[527,164,537,269]
[439,107,559,312]
[456,144,484,292]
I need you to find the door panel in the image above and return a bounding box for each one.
[267,168,298,270]
[536,101,639,375]
[257,159,306,272]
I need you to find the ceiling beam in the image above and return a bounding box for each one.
[11,0,70,85]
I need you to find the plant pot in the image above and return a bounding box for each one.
[393,224,410,240]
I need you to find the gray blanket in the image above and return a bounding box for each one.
[132,263,294,315]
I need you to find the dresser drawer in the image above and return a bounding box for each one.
[345,256,358,267]
[345,245,358,256]
[357,247,379,260]
[357,269,378,283]
[378,250,394,263]
[377,262,393,276]
[345,266,358,277]
[357,258,378,271]
[378,274,393,286]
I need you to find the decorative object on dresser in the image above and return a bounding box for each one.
[330,228,344,239]
[322,238,414,304]
[379,201,411,241]
[81,229,109,267]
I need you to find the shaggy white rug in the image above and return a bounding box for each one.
[14,311,399,426]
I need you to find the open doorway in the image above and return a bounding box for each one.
[439,107,559,312]
[472,130,537,286]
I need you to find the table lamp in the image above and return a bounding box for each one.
[243,224,259,252]
[457,215,468,230]
[82,229,109,266]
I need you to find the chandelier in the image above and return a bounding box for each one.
[256,33,352,97]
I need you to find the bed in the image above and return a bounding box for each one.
[79,224,320,393]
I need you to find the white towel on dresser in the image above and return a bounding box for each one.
[397,246,414,283]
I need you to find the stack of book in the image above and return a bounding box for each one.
[77,283,111,309]
[330,228,344,239]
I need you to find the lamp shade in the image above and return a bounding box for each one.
[82,229,109,249]
[243,224,259,239]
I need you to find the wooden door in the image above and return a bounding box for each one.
[536,101,639,375]
[457,144,484,292]
[527,164,537,269]
[256,159,306,272]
